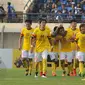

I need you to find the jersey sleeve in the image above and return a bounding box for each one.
[75,32,80,41]
[31,28,37,38]
[66,28,70,31]
[47,27,51,37]
[20,28,24,36]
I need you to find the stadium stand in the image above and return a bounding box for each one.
[0,0,85,23]
[26,0,85,23]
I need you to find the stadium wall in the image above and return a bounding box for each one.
[0,23,80,31]
[0,49,12,68]
[0,23,80,48]
[0,49,21,69]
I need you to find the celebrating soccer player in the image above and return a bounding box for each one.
[75,23,85,77]
[57,26,75,76]
[31,18,52,78]
[18,19,34,76]
[66,20,79,76]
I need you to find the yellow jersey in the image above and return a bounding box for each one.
[32,27,51,52]
[60,31,73,52]
[51,35,62,52]
[67,28,79,50]
[76,32,85,52]
[21,27,34,50]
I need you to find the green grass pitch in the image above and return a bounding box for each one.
[0,68,85,85]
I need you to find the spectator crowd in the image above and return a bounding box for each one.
[27,0,85,23]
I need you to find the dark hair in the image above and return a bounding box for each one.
[38,18,47,23]
[53,26,58,31]
[8,2,11,5]
[70,19,77,23]
[79,23,85,31]
[25,19,32,24]
[57,26,64,34]
[51,26,58,37]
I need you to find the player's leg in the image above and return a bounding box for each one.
[50,52,58,76]
[54,53,59,75]
[28,58,33,75]
[79,61,84,77]
[67,62,72,76]
[34,52,42,77]
[72,51,77,76]
[22,58,29,76]
[35,62,39,77]
[37,53,43,76]
[73,58,78,76]
[81,53,85,80]
[42,50,48,78]
[28,52,34,75]
[49,52,56,76]
[34,53,39,77]
[76,52,85,77]
[39,61,43,76]
[60,52,66,76]
[74,58,79,72]
[52,59,56,76]
[67,52,73,76]
[21,50,29,76]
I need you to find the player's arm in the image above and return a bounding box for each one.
[30,38,35,53]
[18,33,23,50]
[30,32,37,53]
[76,41,80,51]
[47,29,53,46]
[48,36,54,51]
[66,34,76,42]
[47,28,54,51]
[71,32,80,50]
[48,36,52,45]
[75,37,80,51]
[67,38,75,42]
[55,35,62,41]
[69,33,76,42]
[31,34,36,46]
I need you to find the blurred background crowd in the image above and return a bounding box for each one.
[27,0,85,23]
[0,0,85,23]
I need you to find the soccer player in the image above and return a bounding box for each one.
[57,26,74,76]
[50,26,60,76]
[76,23,85,77]
[31,18,52,78]
[18,19,34,76]
[66,20,79,76]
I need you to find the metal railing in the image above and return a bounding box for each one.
[0,13,84,23]
[0,12,23,23]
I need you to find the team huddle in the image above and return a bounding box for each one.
[18,18,85,78]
